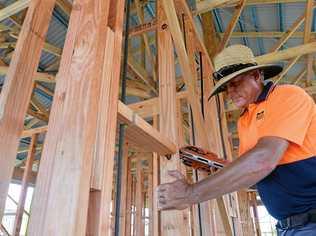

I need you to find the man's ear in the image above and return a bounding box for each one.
[252,69,263,83]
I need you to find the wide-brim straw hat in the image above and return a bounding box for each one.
[208,45,283,100]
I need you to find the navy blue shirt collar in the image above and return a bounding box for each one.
[240,81,275,116]
[255,81,275,104]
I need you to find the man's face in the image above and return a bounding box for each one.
[226,70,263,108]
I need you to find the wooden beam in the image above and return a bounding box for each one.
[87,0,126,231]
[256,42,316,64]
[35,83,54,97]
[128,55,157,94]
[147,155,154,236]
[169,1,235,234]
[157,2,191,234]
[129,20,157,37]
[0,40,62,57]
[31,95,49,118]
[0,0,56,221]
[24,117,40,129]
[184,18,217,235]
[217,0,246,52]
[0,3,23,29]
[196,0,233,14]
[0,65,55,83]
[304,0,314,86]
[119,142,129,236]
[304,84,316,94]
[1,224,10,236]
[128,23,316,39]
[161,0,209,148]
[12,167,37,185]
[27,108,48,122]
[17,144,42,156]
[118,101,177,156]
[27,0,112,234]
[21,125,47,138]
[134,0,157,82]
[152,115,160,236]
[128,91,187,118]
[124,156,133,236]
[229,31,316,38]
[236,191,256,235]
[274,56,301,84]
[128,30,316,58]
[12,134,37,235]
[249,192,262,236]
[88,27,117,192]
[269,4,316,52]
[196,0,308,14]
[125,80,152,98]
[135,157,144,235]
[0,0,30,22]
[201,12,220,58]
[55,0,71,16]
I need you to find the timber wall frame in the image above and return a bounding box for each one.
[0,0,315,235]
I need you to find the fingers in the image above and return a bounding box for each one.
[157,199,188,211]
[168,170,185,180]
[157,184,168,193]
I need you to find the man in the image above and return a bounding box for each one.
[157,45,316,235]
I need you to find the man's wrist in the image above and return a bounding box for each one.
[187,183,200,205]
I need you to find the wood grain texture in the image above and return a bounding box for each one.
[158,2,191,235]
[152,115,160,236]
[304,0,314,86]
[118,101,177,156]
[256,42,316,64]
[12,134,38,235]
[0,0,55,221]
[217,0,246,52]
[27,0,111,234]
[119,142,129,236]
[86,27,117,236]
[0,0,30,22]
[184,19,216,235]
[196,0,307,14]
[135,157,144,236]
[181,3,235,234]
[86,0,126,234]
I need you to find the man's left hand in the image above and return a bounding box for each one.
[156,170,195,211]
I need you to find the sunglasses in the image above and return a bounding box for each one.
[212,63,258,81]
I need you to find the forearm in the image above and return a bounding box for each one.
[189,142,283,204]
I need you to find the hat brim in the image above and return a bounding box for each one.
[208,64,283,100]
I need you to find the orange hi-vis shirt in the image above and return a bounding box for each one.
[238,84,316,165]
[237,82,316,220]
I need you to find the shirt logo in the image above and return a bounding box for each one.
[256,110,265,120]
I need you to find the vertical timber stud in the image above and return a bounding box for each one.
[87,0,125,234]
[157,1,191,235]
[135,157,144,235]
[0,0,56,220]
[125,156,133,236]
[27,0,122,235]
[168,0,234,235]
[12,134,38,235]
[86,27,116,236]
[148,154,154,236]
[237,191,256,236]
[184,18,215,236]
[304,0,314,86]
[152,115,160,236]
[118,141,129,236]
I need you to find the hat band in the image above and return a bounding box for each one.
[213,63,258,81]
